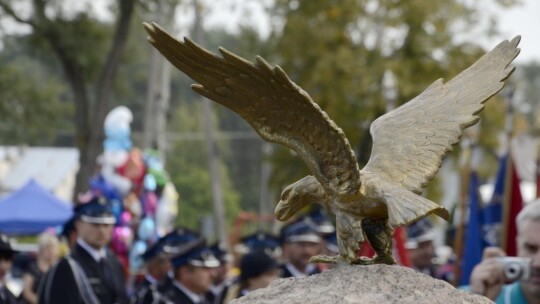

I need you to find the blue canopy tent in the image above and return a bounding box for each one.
[0,179,73,235]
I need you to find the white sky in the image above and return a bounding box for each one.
[199,0,539,64]
[2,0,537,63]
[475,0,540,63]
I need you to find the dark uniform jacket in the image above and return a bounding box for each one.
[162,283,213,304]
[131,276,174,304]
[213,277,240,304]
[131,277,154,304]
[0,285,18,304]
[39,243,127,304]
[279,263,320,278]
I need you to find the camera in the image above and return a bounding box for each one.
[496,257,532,282]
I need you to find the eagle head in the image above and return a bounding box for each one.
[275,175,325,221]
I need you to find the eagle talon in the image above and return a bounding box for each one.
[309,255,338,264]
[350,256,375,265]
[309,254,381,265]
[373,255,396,265]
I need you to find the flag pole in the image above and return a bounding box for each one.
[535,107,540,199]
[500,83,515,253]
[452,131,476,286]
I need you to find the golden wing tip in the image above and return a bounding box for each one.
[218,46,232,56]
[143,21,154,34]
[511,35,521,47]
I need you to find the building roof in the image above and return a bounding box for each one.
[0,146,79,193]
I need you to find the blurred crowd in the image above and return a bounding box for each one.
[0,196,452,304]
[1,198,539,304]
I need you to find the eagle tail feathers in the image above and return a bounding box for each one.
[384,187,450,227]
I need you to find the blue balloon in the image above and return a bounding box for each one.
[138,217,155,241]
[103,138,132,151]
[110,199,123,224]
[89,175,123,201]
[143,174,157,191]
[105,125,130,139]
[129,240,147,270]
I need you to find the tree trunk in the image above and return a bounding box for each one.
[74,0,137,199]
[143,1,174,162]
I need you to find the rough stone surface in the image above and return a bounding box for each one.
[231,264,493,304]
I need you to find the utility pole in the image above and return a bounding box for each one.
[259,143,273,230]
[192,0,229,248]
[142,0,174,162]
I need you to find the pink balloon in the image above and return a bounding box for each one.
[111,226,133,255]
[144,192,158,216]
[120,211,132,226]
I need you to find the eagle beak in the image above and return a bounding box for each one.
[275,201,292,221]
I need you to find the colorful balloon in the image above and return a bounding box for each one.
[143,192,158,216]
[124,193,142,218]
[120,211,132,226]
[112,226,133,255]
[110,199,123,223]
[138,217,155,241]
[89,175,122,202]
[129,240,147,271]
[117,148,146,186]
[104,106,133,150]
[143,174,157,191]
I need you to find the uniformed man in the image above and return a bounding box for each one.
[162,237,219,304]
[279,218,323,278]
[305,208,337,272]
[207,244,233,304]
[0,234,17,304]
[220,250,280,304]
[405,218,438,277]
[236,232,282,259]
[214,232,281,304]
[131,228,200,304]
[131,236,173,304]
[39,197,128,304]
[304,207,336,238]
[60,215,77,251]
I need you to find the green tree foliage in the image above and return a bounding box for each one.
[0,0,137,197]
[268,0,513,200]
[517,63,540,126]
[0,37,71,144]
[166,101,241,231]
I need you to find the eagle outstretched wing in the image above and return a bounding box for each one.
[144,22,361,196]
[362,36,520,194]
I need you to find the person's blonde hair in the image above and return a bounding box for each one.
[37,232,59,250]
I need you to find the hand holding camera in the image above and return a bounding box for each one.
[470,248,534,300]
[470,247,507,300]
[496,257,532,282]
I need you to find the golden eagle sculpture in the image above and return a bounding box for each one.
[144,22,520,265]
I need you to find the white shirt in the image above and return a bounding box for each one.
[285,262,317,277]
[173,281,204,303]
[144,274,158,286]
[77,238,106,262]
